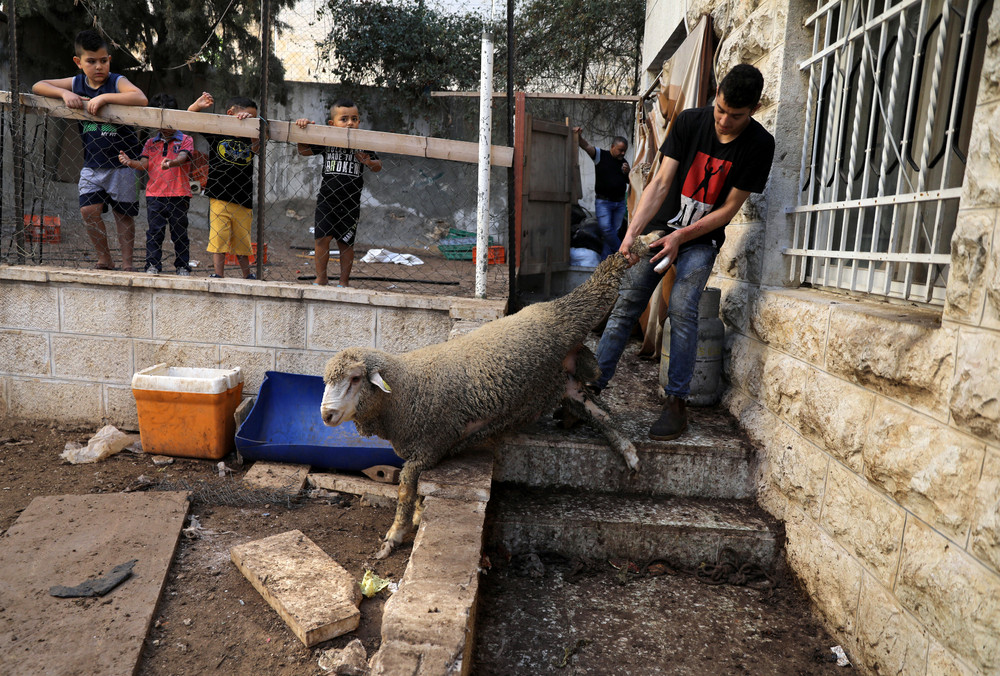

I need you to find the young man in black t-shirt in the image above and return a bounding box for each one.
[593,64,775,441]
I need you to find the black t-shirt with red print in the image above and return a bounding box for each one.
[648,105,774,250]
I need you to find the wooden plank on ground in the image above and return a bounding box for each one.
[307,471,398,499]
[0,492,190,676]
[243,461,310,493]
[230,530,361,647]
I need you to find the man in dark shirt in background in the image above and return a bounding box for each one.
[575,128,630,260]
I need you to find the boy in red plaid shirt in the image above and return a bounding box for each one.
[119,93,194,275]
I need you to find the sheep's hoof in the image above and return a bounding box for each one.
[375,540,395,560]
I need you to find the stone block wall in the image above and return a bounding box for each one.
[0,267,505,429]
[680,0,1000,673]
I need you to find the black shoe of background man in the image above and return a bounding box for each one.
[649,395,687,440]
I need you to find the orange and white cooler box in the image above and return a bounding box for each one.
[132,364,244,459]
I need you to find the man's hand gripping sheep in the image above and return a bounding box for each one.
[321,231,664,559]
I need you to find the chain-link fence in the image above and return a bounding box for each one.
[1,1,638,299]
[1,2,512,297]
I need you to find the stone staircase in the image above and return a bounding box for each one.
[486,404,781,572]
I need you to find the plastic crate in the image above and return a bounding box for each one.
[23,215,62,243]
[438,236,475,260]
[473,245,506,265]
[224,242,268,266]
[438,235,496,260]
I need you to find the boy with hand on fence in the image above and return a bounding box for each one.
[31,29,148,271]
[295,99,382,287]
[118,93,193,276]
[187,92,259,279]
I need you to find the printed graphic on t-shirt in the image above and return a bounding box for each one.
[215,138,253,166]
[81,122,123,138]
[670,151,732,228]
[323,149,362,177]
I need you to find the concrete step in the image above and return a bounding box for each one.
[486,487,781,570]
[494,405,753,499]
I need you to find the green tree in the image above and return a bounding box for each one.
[13,0,296,103]
[318,0,644,99]
[514,0,645,95]
[319,0,485,102]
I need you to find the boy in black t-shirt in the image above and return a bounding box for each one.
[187,92,259,279]
[295,99,382,287]
[593,64,776,442]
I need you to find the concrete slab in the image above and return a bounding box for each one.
[230,529,361,647]
[418,450,493,502]
[488,488,780,569]
[0,492,190,676]
[243,461,310,493]
[380,498,484,661]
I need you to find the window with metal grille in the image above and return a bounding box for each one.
[786,0,993,305]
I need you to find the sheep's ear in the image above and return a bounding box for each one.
[369,370,391,393]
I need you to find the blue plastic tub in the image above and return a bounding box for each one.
[235,371,401,471]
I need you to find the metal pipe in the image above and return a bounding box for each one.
[256,0,271,281]
[506,0,516,305]
[475,6,495,299]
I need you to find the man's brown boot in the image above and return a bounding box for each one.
[649,395,687,440]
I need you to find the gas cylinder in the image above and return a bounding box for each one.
[659,286,725,406]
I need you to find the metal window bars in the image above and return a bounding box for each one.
[785,0,992,305]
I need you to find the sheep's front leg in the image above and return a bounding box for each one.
[376,460,422,559]
[563,377,640,473]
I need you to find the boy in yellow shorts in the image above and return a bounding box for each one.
[187,92,259,279]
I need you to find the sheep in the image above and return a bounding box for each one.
[321,231,664,558]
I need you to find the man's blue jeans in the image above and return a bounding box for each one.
[594,198,627,259]
[594,244,717,398]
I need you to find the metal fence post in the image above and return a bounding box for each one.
[256,0,271,280]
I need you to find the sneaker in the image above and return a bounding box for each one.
[208,273,222,278]
[144,265,160,275]
[649,395,687,441]
[176,267,191,276]
[245,272,256,280]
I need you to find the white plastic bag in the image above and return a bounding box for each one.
[60,425,132,464]
[360,248,424,266]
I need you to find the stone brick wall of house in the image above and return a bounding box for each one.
[0,268,505,428]
[662,0,1000,674]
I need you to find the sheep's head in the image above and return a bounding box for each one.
[321,348,391,427]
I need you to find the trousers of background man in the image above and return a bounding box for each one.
[594,197,627,260]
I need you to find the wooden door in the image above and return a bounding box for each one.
[514,98,581,276]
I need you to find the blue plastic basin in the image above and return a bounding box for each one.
[235,371,401,471]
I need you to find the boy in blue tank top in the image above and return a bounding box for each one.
[32,29,147,271]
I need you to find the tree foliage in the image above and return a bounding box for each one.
[514,0,645,95]
[320,0,485,101]
[318,0,644,99]
[13,0,295,103]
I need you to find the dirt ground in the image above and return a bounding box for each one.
[0,421,407,675]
